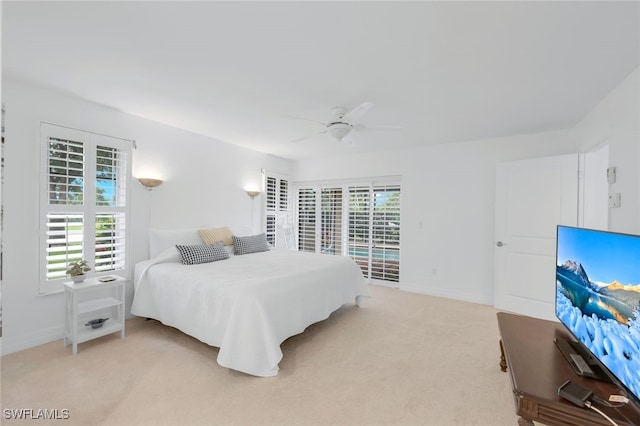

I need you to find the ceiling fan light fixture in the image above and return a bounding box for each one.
[288,102,399,145]
[327,122,352,141]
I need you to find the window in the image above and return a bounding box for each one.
[321,188,343,255]
[266,176,277,245]
[348,185,371,276]
[369,184,401,282]
[296,187,317,252]
[40,123,131,294]
[264,171,293,249]
[294,179,401,285]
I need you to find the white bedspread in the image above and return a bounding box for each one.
[131,249,370,377]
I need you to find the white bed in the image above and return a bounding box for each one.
[131,234,370,377]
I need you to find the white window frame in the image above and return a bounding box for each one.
[39,123,132,294]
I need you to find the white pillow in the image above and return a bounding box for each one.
[149,228,202,258]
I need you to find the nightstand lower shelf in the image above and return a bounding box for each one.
[74,321,123,344]
[64,277,125,355]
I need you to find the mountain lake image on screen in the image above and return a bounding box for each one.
[555,225,640,405]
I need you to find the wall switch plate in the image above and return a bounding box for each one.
[609,192,621,208]
[607,167,617,184]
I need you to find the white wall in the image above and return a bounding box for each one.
[294,67,640,306]
[1,77,292,354]
[580,144,609,230]
[574,67,640,235]
[2,64,638,354]
[294,130,578,304]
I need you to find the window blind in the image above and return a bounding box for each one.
[296,187,316,252]
[95,212,126,273]
[40,123,131,293]
[96,145,126,207]
[264,173,292,248]
[279,179,288,211]
[45,213,84,280]
[320,188,343,255]
[266,176,277,211]
[371,184,401,282]
[348,185,371,277]
[294,180,401,284]
[48,138,84,205]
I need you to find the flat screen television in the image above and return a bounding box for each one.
[555,225,640,407]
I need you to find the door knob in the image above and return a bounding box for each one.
[496,241,505,247]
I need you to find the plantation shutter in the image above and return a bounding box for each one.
[320,188,343,255]
[94,211,127,273]
[371,184,401,282]
[265,176,277,245]
[263,171,293,248]
[95,145,128,273]
[348,185,372,277]
[40,123,131,293]
[45,135,86,280]
[294,179,401,284]
[45,213,84,280]
[47,138,85,205]
[296,187,316,252]
[279,179,288,211]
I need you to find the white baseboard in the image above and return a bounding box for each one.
[399,282,491,306]
[1,324,64,356]
[1,312,137,356]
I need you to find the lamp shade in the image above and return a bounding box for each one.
[138,177,163,190]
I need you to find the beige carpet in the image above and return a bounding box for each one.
[1,285,516,425]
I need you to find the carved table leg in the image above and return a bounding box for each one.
[499,339,507,372]
[517,417,535,426]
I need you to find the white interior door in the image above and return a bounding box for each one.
[494,154,578,320]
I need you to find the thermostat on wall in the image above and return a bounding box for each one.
[608,192,621,208]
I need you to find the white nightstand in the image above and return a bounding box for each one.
[63,276,125,355]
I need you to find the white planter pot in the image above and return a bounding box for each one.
[71,274,86,284]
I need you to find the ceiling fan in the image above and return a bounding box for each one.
[288,102,401,145]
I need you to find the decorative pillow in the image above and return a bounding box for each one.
[175,243,230,265]
[232,233,270,255]
[198,226,234,246]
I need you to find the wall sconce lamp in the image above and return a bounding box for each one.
[138,177,164,191]
[245,190,261,199]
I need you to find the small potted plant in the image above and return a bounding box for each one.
[66,260,91,283]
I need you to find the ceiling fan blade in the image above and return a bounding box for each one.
[354,124,403,132]
[283,114,328,127]
[291,130,326,143]
[344,102,374,123]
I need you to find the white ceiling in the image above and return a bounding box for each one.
[3,1,639,160]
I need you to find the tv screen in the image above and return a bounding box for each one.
[555,225,640,406]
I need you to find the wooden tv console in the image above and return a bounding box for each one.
[497,312,640,426]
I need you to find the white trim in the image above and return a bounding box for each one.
[0,323,64,356]
[40,121,135,145]
[293,174,402,187]
[400,282,492,306]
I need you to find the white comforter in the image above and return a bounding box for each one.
[131,249,370,377]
